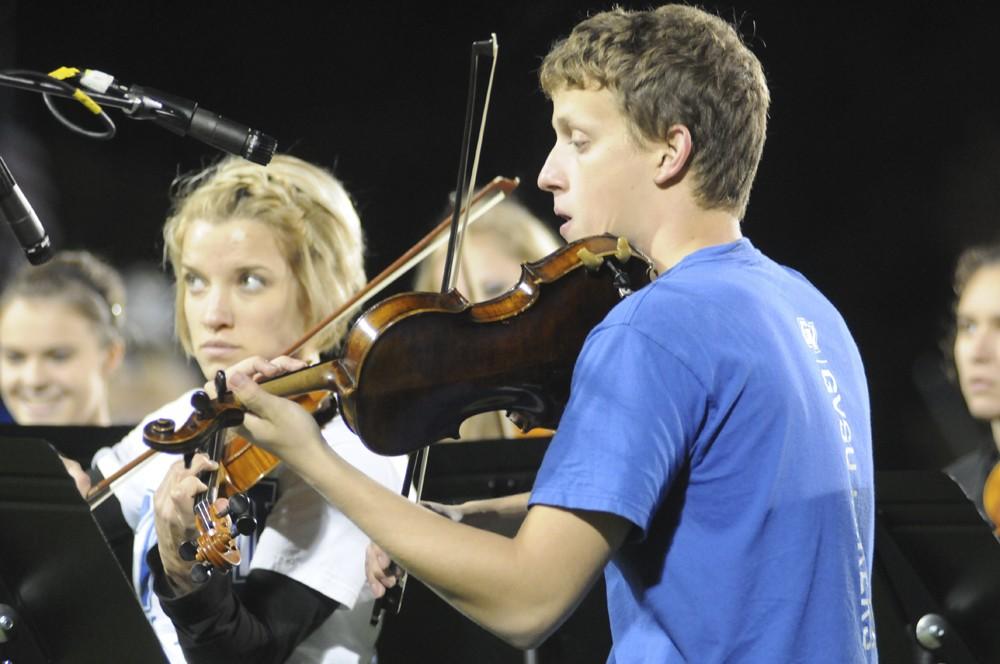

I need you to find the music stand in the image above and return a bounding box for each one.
[874,470,1000,663]
[0,437,167,663]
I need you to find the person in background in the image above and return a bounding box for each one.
[0,250,125,427]
[0,250,126,495]
[944,242,1000,526]
[87,154,407,663]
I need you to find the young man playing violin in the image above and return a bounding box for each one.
[222,6,878,662]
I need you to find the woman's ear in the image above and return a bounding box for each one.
[653,124,693,186]
[102,339,125,377]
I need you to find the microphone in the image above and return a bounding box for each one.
[80,70,277,165]
[0,156,52,265]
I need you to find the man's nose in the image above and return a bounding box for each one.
[537,146,565,194]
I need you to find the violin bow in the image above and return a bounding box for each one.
[371,32,500,626]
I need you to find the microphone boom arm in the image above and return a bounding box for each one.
[0,70,277,165]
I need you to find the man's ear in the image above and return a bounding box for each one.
[653,124,693,186]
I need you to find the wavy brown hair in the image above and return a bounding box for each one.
[540,4,769,218]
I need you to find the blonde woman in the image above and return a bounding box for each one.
[91,155,407,663]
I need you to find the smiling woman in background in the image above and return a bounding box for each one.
[0,250,126,427]
[0,250,127,500]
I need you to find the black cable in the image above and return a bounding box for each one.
[1,69,116,140]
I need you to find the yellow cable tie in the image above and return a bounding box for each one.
[72,88,103,115]
[48,66,80,81]
[47,66,103,115]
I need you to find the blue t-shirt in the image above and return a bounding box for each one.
[530,239,877,663]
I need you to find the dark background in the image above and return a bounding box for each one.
[2,0,999,468]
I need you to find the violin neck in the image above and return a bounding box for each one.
[196,429,227,508]
[256,360,343,399]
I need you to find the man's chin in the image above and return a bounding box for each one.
[559,220,579,242]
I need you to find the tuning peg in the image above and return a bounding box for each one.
[179,540,198,562]
[190,390,213,418]
[214,370,228,399]
[225,493,257,536]
[190,562,212,585]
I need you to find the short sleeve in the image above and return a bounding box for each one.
[529,323,708,536]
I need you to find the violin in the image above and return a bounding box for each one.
[142,233,656,457]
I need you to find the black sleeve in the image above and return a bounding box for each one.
[147,546,339,664]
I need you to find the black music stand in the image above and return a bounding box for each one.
[0,437,168,663]
[873,470,1000,664]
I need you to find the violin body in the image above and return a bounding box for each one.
[337,234,655,456]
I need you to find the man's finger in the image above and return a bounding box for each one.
[270,355,309,373]
[230,371,280,418]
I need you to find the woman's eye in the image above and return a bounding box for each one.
[48,348,76,362]
[2,350,25,364]
[241,273,266,292]
[184,273,206,293]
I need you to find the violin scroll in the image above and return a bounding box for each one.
[143,387,245,455]
[180,491,256,584]
[181,500,245,584]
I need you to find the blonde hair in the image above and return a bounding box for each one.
[0,250,125,347]
[163,155,365,355]
[413,198,561,293]
[540,4,770,218]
